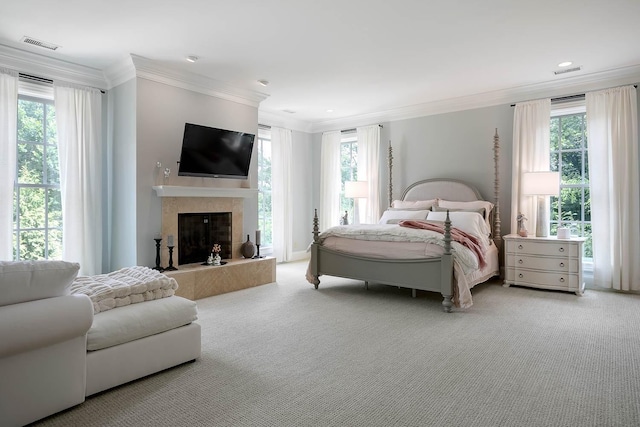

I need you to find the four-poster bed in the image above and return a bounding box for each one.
[307,130,502,312]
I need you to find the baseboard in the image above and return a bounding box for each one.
[289,251,310,262]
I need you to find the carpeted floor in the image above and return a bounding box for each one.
[35,260,640,426]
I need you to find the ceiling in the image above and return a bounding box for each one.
[2,0,640,130]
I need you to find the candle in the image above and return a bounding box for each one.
[154,233,162,240]
[167,235,174,246]
[255,230,261,246]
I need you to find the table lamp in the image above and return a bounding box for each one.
[344,181,368,224]
[522,171,560,237]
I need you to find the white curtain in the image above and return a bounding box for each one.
[0,69,18,260]
[586,85,640,291]
[271,126,293,262]
[356,125,381,223]
[511,99,551,235]
[319,130,342,230]
[54,83,103,275]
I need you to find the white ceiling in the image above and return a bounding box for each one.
[2,0,640,130]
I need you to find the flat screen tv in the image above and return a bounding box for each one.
[177,123,255,179]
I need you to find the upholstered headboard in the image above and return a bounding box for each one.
[401,179,483,202]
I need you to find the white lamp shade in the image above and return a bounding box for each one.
[522,171,560,196]
[344,181,368,198]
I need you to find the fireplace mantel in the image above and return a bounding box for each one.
[153,185,257,198]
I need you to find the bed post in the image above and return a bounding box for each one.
[441,210,454,312]
[493,129,502,268]
[388,140,393,207]
[310,209,320,289]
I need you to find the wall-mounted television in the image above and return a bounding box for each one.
[177,123,255,179]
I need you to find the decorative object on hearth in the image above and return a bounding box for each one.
[253,230,264,258]
[517,213,528,237]
[152,237,164,271]
[165,245,177,271]
[211,243,222,266]
[241,234,256,258]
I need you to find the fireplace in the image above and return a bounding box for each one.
[178,212,232,265]
[160,195,245,267]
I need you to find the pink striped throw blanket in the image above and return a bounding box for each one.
[398,220,487,269]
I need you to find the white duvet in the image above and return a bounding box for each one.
[71,266,178,314]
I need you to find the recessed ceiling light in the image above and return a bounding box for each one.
[558,61,572,67]
[257,79,269,86]
[186,55,199,63]
[326,109,334,113]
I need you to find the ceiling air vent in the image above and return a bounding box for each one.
[21,36,60,51]
[554,66,582,75]
[282,109,296,114]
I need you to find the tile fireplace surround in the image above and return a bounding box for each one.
[154,186,275,301]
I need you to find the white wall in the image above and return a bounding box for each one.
[290,129,314,253]
[135,78,259,266]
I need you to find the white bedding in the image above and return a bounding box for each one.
[71,266,178,314]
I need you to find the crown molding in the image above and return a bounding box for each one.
[307,64,640,133]
[130,54,269,108]
[103,55,136,88]
[0,43,108,89]
[257,110,313,133]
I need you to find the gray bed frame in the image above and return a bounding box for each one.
[308,130,502,312]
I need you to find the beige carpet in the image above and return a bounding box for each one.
[35,260,640,426]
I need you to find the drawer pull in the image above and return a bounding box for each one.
[559,247,565,253]
[559,277,565,283]
[518,259,523,264]
[518,273,524,279]
[559,262,565,267]
[518,244,523,250]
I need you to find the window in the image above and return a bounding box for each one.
[13,94,62,260]
[257,128,272,251]
[340,133,358,223]
[550,106,591,258]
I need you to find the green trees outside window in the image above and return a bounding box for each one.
[550,111,592,258]
[257,132,272,248]
[13,95,62,260]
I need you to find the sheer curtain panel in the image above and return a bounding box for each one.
[0,69,18,260]
[586,85,640,291]
[511,99,551,235]
[356,125,381,223]
[54,83,103,275]
[319,131,342,230]
[271,127,293,262]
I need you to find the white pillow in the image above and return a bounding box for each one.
[378,209,430,224]
[392,199,437,210]
[426,211,491,248]
[437,199,494,228]
[0,260,80,307]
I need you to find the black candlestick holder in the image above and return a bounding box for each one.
[152,238,164,271]
[165,245,177,271]
[253,244,264,259]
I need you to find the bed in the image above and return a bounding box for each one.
[307,131,503,312]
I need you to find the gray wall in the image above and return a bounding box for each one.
[134,78,259,267]
[109,78,137,270]
[290,129,314,252]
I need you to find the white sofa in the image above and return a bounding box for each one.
[0,261,201,426]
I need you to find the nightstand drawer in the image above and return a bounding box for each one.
[505,268,580,289]
[506,240,578,257]
[506,254,578,273]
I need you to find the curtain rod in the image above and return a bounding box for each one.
[510,85,637,107]
[19,72,106,94]
[341,124,383,133]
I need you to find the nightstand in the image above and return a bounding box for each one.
[503,234,585,295]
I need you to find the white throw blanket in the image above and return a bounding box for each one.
[71,266,178,314]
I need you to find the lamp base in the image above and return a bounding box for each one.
[535,195,549,238]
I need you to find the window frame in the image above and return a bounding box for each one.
[257,127,272,254]
[339,132,358,223]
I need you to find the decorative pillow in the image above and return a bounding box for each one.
[392,199,437,210]
[432,205,485,215]
[378,209,430,224]
[437,199,494,229]
[0,260,80,307]
[426,211,491,249]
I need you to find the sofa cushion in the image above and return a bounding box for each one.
[87,296,198,351]
[0,260,80,307]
